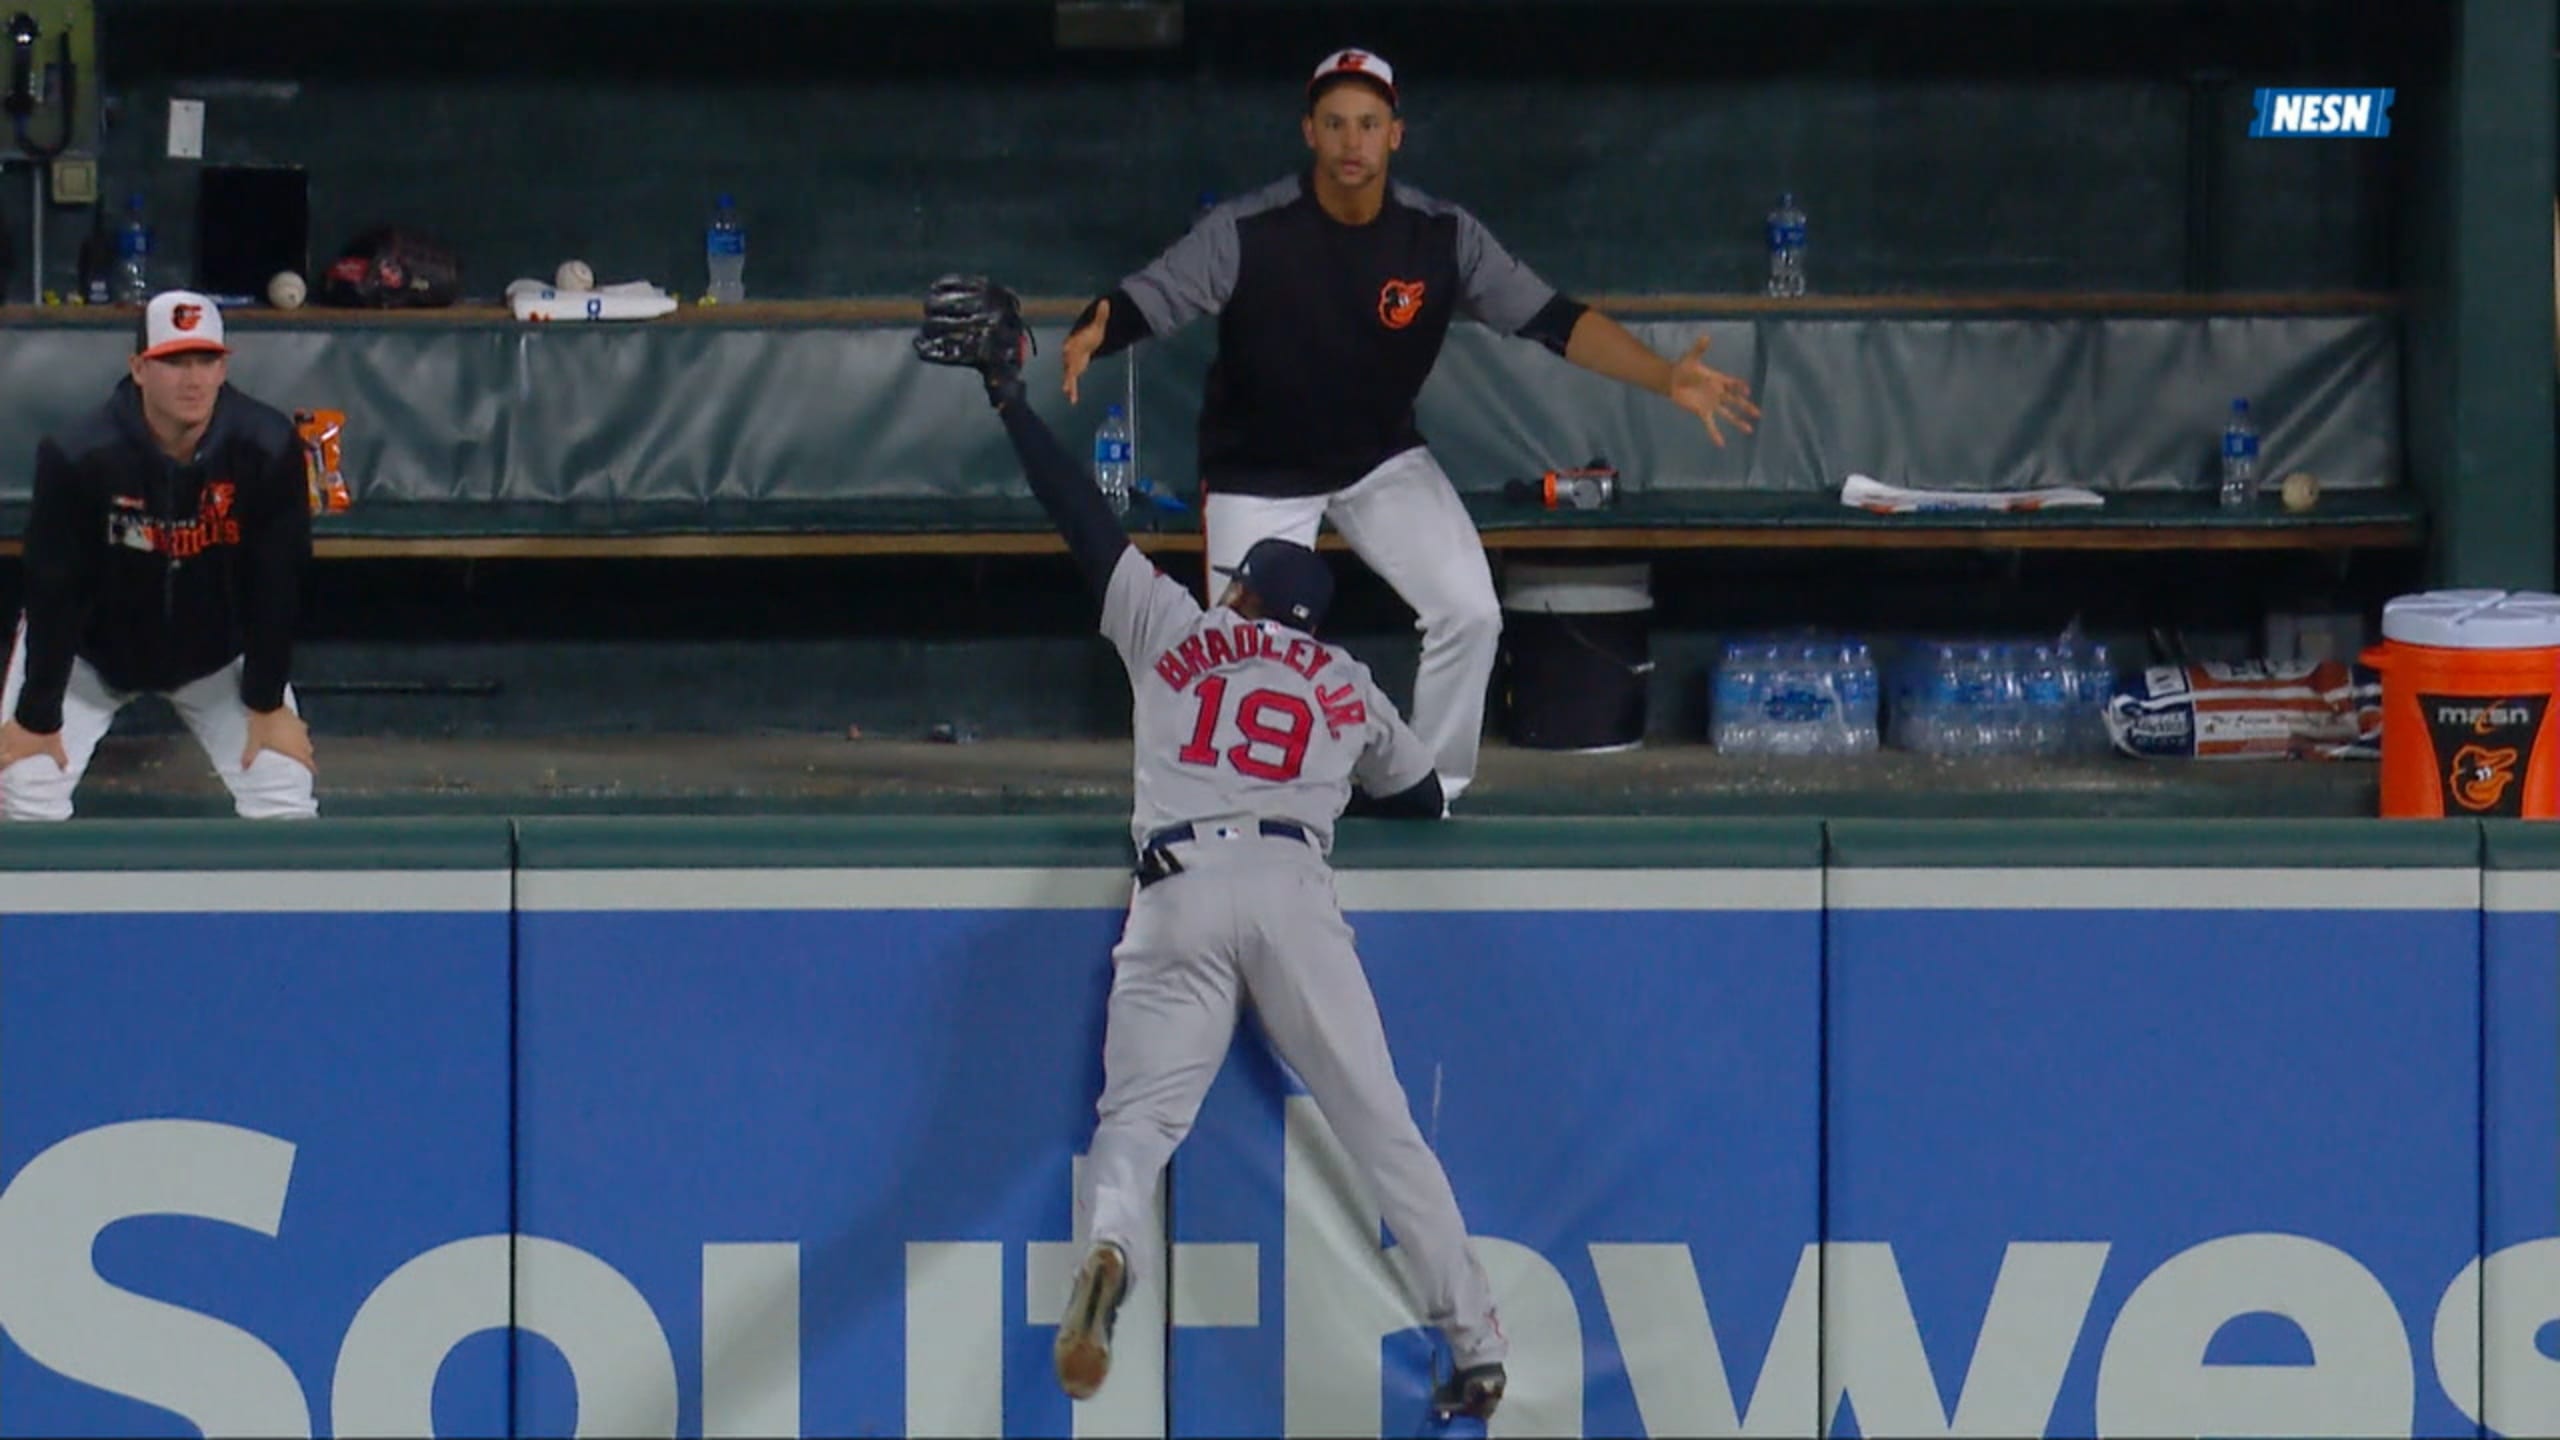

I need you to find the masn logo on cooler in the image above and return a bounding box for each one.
[2251,88,2394,137]
[2435,702,2533,729]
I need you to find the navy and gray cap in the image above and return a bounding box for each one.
[1216,538,1335,631]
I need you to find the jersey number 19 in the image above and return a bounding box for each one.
[1177,676,1313,782]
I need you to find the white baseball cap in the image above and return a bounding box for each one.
[1308,48,1398,108]
[136,290,230,361]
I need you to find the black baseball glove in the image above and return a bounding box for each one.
[914,274,1034,401]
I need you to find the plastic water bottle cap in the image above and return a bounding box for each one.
[1779,192,1795,206]
[716,193,735,208]
[2231,398,2251,415]
[1106,404,1125,418]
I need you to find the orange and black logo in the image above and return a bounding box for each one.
[2423,693,2548,815]
[1378,279,1426,331]
[171,303,204,332]
[2450,744,2520,811]
[103,480,245,558]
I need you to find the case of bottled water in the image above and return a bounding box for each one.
[1886,636,2119,758]
[1712,636,1879,756]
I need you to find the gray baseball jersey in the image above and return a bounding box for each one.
[1076,544,1509,1377]
[1099,546,1434,851]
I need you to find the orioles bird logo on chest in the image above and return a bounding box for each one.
[1377,278,1426,331]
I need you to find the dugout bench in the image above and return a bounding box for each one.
[0,291,2423,563]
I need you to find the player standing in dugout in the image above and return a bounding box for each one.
[1060,47,1762,806]
[0,291,317,821]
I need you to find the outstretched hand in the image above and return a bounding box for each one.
[1062,299,1109,404]
[1666,335,1761,447]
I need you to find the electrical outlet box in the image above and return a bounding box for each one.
[166,97,204,159]
[49,154,96,205]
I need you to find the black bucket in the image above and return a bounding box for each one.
[1499,561,1654,752]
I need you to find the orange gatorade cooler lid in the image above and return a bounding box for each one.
[2382,589,2560,650]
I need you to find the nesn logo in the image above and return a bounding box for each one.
[2251,88,2394,137]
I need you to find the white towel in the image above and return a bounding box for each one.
[1841,472,2105,513]
[505,277,680,322]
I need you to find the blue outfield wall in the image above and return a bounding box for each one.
[0,815,2551,1439]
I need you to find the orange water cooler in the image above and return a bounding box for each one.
[2362,589,2560,818]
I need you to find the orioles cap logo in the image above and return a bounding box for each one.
[171,304,204,332]
[2449,743,2520,812]
[1378,279,1425,331]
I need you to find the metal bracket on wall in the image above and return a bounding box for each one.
[1056,1,1181,51]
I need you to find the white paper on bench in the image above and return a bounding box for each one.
[1841,472,2107,513]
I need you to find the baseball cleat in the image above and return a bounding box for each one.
[1054,1241,1129,1401]
[1431,1361,1506,1421]
[914,274,1034,396]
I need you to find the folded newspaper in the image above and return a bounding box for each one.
[1841,473,2105,513]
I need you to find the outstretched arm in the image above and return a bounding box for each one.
[1447,203,1762,446]
[1563,312,1761,448]
[995,391,1133,601]
[917,274,1156,610]
[1061,207,1242,402]
[996,388,1203,668]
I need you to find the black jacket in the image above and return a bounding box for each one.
[16,380,309,732]
[1090,173,1585,498]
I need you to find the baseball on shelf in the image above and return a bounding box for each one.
[2281,471,2321,512]
[267,271,306,310]
[556,259,596,292]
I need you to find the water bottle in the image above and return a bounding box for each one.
[1904,642,1963,756]
[705,194,747,304]
[1765,192,1807,298]
[1811,642,1849,756]
[2074,641,2118,755]
[1840,641,1880,754]
[1789,643,1841,756]
[1771,645,1812,758]
[1989,643,2029,754]
[1713,641,1761,754]
[1771,638,1812,753]
[112,194,151,306]
[1933,644,1968,755]
[1953,644,1999,755]
[2220,398,2258,510]
[1094,404,1134,513]
[2022,645,2074,757]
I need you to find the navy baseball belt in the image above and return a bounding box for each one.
[1136,819,1312,886]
